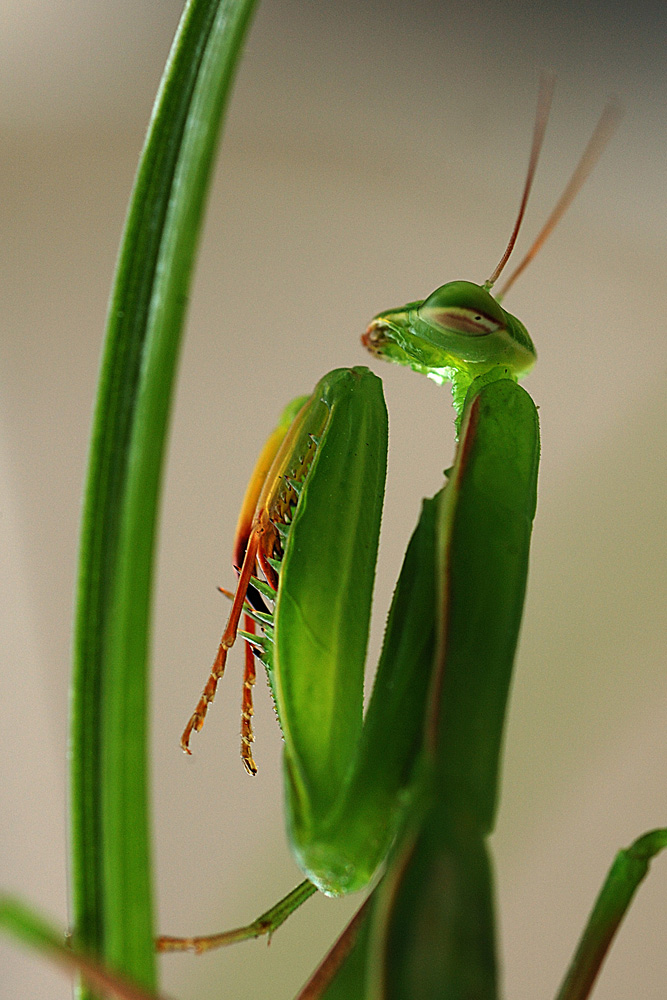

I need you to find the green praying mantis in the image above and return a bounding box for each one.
[160,79,667,999]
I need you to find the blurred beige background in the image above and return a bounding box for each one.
[1,1,665,998]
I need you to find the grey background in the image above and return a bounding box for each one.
[1,1,665,998]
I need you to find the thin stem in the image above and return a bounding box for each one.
[555,829,667,1000]
[294,898,371,1000]
[0,896,167,1000]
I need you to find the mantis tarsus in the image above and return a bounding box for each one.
[162,79,666,999]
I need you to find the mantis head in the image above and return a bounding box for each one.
[362,77,621,416]
[363,279,536,391]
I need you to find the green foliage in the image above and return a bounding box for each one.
[68,0,257,993]
[1,4,664,1000]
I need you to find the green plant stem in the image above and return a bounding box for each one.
[0,897,166,1000]
[295,898,372,1000]
[555,829,667,1000]
[69,0,258,995]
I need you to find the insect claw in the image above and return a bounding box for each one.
[243,756,258,776]
[180,714,197,753]
[180,640,232,751]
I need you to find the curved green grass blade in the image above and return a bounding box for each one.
[69,0,257,993]
[0,897,167,1000]
[555,828,667,1000]
[296,898,373,999]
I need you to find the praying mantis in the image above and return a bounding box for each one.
[160,79,667,999]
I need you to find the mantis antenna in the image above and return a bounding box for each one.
[484,71,556,290]
[492,91,623,299]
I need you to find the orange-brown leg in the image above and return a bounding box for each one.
[240,613,258,775]
[181,528,262,753]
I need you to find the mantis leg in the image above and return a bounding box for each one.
[156,879,316,954]
[180,528,262,754]
[240,613,258,774]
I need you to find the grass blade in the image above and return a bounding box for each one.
[555,829,667,1000]
[0,896,168,1000]
[69,0,258,993]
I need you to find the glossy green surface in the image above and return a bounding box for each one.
[432,376,540,831]
[364,280,536,418]
[275,366,388,818]
[367,376,539,1000]
[68,0,258,993]
[249,366,434,896]
[281,488,438,895]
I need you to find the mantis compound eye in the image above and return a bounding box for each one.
[418,280,507,338]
